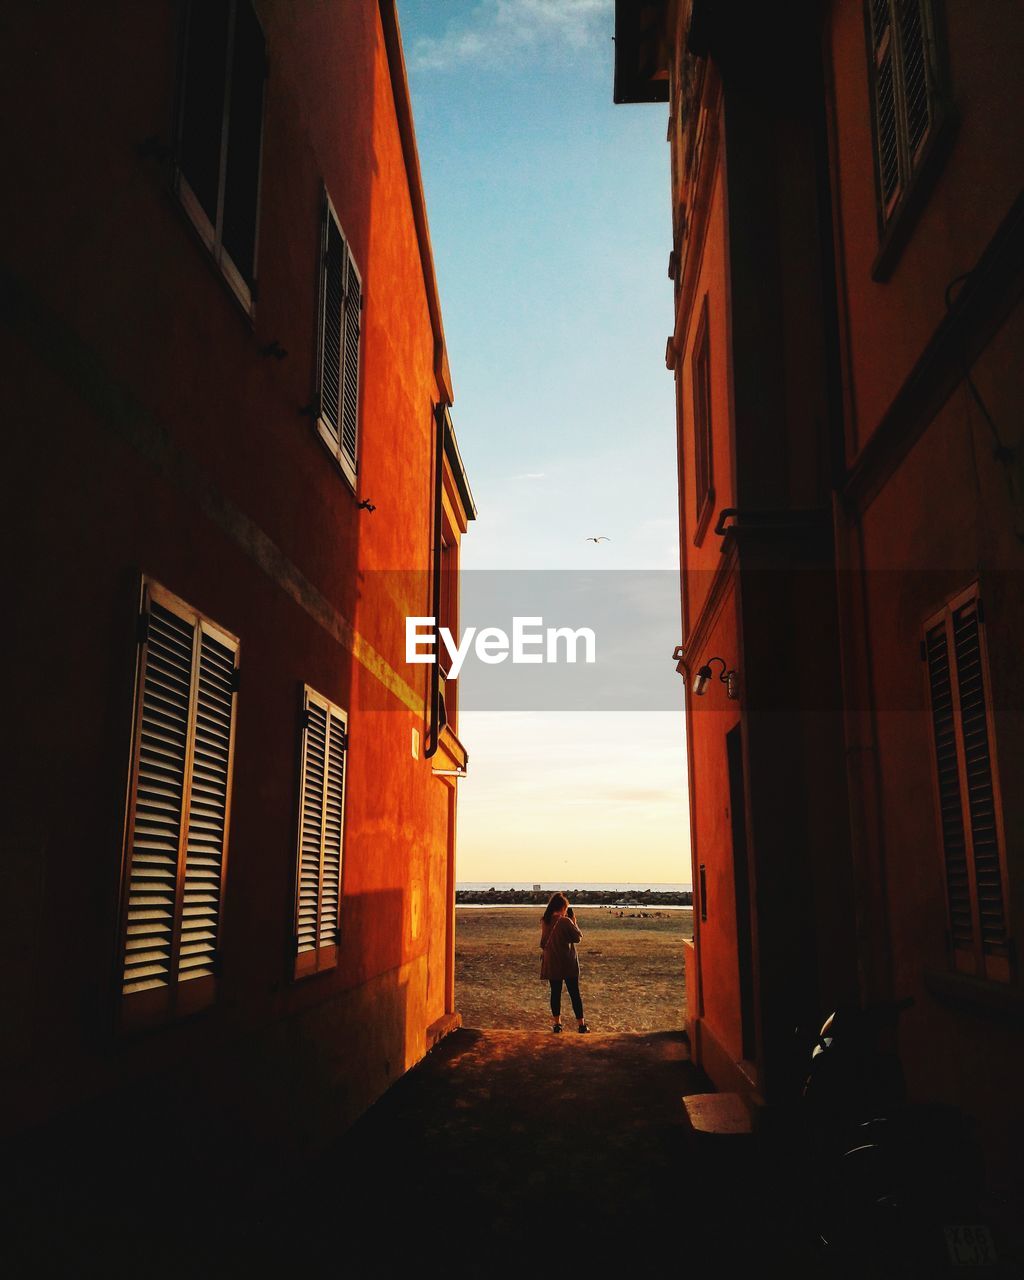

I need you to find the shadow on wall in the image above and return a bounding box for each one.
[3,889,410,1274]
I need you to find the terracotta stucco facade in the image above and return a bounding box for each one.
[2,0,473,1156]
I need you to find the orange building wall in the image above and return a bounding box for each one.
[2,0,462,1150]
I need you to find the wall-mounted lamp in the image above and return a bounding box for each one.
[693,656,739,700]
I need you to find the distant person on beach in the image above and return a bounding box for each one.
[540,893,589,1034]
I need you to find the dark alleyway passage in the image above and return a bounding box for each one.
[266,1027,816,1277]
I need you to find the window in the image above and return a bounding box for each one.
[118,581,239,1026]
[923,588,1010,982]
[691,296,714,545]
[174,0,266,312]
[315,192,363,487]
[294,687,348,979]
[866,1,948,245]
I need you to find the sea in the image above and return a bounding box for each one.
[456,881,693,910]
[458,881,692,891]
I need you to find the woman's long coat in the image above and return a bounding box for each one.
[540,915,582,982]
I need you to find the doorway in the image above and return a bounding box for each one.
[726,725,756,1063]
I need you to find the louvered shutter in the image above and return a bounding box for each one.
[316,194,361,488]
[179,629,236,984]
[296,699,326,958]
[341,251,362,479]
[119,583,239,1024]
[294,688,347,978]
[897,0,932,160]
[691,297,713,524]
[867,0,939,226]
[318,208,344,445]
[924,592,1010,982]
[321,714,346,947]
[123,602,194,996]
[869,0,902,214]
[951,601,1009,968]
[924,621,973,955]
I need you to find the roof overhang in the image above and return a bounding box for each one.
[613,0,670,104]
[379,1,454,404]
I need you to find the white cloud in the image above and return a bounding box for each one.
[512,472,546,480]
[410,0,611,72]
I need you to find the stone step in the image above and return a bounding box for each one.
[682,1091,755,1136]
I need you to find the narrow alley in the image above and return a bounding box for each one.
[3,1,1023,1276]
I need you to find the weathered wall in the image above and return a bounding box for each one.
[855,301,1024,1182]
[826,0,1024,1191]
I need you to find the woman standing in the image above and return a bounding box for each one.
[540,892,590,1033]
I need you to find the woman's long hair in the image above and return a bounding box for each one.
[542,892,568,924]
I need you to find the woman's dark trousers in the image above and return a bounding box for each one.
[549,976,584,1020]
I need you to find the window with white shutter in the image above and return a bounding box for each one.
[865,0,947,232]
[923,588,1011,983]
[294,687,348,979]
[174,0,266,313]
[315,191,362,488]
[119,581,239,1026]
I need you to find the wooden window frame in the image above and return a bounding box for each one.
[314,188,363,491]
[691,296,714,547]
[172,0,267,317]
[117,579,240,1030]
[922,585,1011,984]
[293,686,349,980]
[864,0,954,281]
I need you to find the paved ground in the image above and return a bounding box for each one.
[10,1027,1016,1276]
[265,1027,815,1276]
[9,1027,801,1277]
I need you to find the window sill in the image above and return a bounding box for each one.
[871,109,959,283]
[294,943,340,981]
[119,974,218,1034]
[924,969,1023,1022]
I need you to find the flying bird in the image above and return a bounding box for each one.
[584,536,611,543]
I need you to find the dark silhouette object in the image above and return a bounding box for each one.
[797,1000,995,1273]
[357,498,376,512]
[260,340,288,360]
[136,134,171,161]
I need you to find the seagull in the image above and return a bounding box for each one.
[584,536,611,543]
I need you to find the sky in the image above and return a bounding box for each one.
[397,0,692,885]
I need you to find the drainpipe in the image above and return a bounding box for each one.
[425,403,445,759]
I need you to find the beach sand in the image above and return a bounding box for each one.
[455,906,694,1033]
